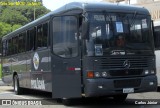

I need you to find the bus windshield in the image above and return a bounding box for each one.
[86,12,153,56]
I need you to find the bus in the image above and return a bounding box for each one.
[1,2,157,103]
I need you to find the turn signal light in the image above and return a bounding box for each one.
[87,71,94,78]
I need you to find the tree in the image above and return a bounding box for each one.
[0,8,28,25]
[12,24,22,31]
[0,22,12,37]
[0,0,51,37]
[0,22,22,37]
[0,0,50,23]
[8,5,50,22]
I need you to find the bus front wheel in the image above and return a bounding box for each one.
[13,75,22,95]
[113,94,128,102]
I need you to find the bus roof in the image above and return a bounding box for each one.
[2,2,150,40]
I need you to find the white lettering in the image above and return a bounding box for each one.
[94,15,105,21]
[147,101,158,104]
[135,101,146,104]
[28,101,42,105]
[31,78,45,90]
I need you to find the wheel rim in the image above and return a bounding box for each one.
[14,77,18,92]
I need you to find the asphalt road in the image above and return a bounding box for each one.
[0,80,160,108]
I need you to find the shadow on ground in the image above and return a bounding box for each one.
[3,88,160,108]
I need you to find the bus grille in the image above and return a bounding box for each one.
[114,79,141,88]
[109,69,143,77]
[99,56,154,69]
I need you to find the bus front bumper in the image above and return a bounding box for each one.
[84,75,157,97]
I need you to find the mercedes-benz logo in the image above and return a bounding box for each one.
[123,60,130,68]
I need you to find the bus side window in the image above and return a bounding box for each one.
[27,27,36,51]
[8,39,12,55]
[18,32,26,53]
[26,30,30,51]
[12,36,18,54]
[37,24,43,48]
[36,22,48,49]
[53,16,78,58]
[43,22,48,47]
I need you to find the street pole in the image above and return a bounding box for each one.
[34,5,35,20]
[34,0,36,20]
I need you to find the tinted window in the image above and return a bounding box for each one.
[19,32,26,53]
[37,23,48,49]
[27,27,36,51]
[53,16,78,58]
[8,39,12,55]
[12,36,18,54]
[37,25,43,48]
[43,22,48,47]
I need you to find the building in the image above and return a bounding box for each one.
[103,0,160,26]
[103,0,132,4]
[136,0,160,26]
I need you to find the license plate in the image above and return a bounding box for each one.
[123,88,134,93]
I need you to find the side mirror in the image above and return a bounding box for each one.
[82,21,89,40]
[152,20,160,49]
[154,31,160,49]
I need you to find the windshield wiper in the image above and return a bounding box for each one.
[130,11,137,27]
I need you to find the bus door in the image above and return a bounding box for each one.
[51,16,82,98]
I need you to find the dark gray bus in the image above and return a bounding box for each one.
[1,2,157,103]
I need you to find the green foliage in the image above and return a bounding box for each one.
[0,22,22,37]
[0,0,51,37]
[12,24,22,31]
[0,22,12,37]
[0,8,28,25]
[0,64,1,79]
[6,5,50,22]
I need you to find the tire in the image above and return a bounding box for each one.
[62,99,72,106]
[13,75,22,95]
[62,98,76,106]
[113,94,128,102]
[62,98,81,106]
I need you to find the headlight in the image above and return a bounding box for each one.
[102,72,107,77]
[95,72,100,77]
[149,82,154,85]
[144,70,149,75]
